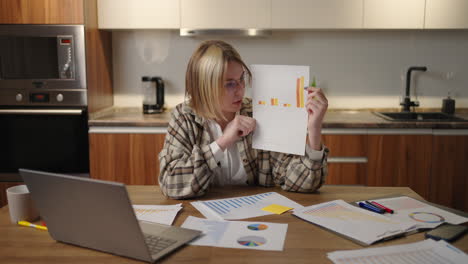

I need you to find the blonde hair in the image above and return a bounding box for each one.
[185,40,251,120]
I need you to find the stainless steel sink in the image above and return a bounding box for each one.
[373,112,468,122]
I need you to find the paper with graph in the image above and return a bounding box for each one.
[251,64,309,155]
[133,204,182,225]
[191,192,304,220]
[327,239,468,264]
[293,200,415,245]
[182,216,288,251]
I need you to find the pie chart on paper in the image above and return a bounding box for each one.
[237,236,267,247]
[247,224,268,231]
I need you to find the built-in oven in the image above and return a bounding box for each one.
[0,25,89,181]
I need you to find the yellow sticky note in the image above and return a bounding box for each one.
[261,204,293,215]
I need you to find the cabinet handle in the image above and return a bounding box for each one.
[0,109,83,115]
[328,157,368,163]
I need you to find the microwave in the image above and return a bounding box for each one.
[0,25,87,107]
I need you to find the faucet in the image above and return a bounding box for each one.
[400,66,427,112]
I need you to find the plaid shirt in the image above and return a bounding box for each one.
[158,98,329,199]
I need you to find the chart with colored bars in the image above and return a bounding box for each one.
[302,202,392,223]
[201,192,275,217]
[257,76,305,108]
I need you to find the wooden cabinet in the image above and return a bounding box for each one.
[0,182,23,208]
[430,133,468,212]
[322,131,368,185]
[271,0,363,29]
[363,0,425,29]
[425,0,468,29]
[366,133,433,200]
[89,133,166,185]
[0,0,84,24]
[97,0,180,29]
[180,0,270,29]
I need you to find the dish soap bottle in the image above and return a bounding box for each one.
[442,92,455,115]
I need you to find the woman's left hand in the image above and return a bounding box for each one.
[305,87,328,150]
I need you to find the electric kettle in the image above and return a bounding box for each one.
[142,76,165,114]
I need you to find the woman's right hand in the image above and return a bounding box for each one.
[216,115,256,151]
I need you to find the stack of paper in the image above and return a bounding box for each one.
[182,216,288,251]
[327,239,468,264]
[191,192,303,220]
[133,204,182,225]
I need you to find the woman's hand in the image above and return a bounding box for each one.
[305,87,328,150]
[216,115,256,151]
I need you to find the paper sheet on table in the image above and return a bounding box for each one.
[133,204,182,225]
[293,200,415,245]
[181,216,288,251]
[358,196,468,231]
[191,192,303,220]
[251,64,309,155]
[327,239,468,264]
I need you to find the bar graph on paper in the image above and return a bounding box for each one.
[257,76,305,108]
[192,192,304,220]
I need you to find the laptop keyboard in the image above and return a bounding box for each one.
[144,234,177,255]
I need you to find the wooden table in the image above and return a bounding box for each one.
[1,185,467,263]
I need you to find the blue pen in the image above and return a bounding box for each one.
[358,202,385,214]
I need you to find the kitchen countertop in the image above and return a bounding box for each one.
[88,107,468,129]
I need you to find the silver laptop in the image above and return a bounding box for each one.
[19,168,201,263]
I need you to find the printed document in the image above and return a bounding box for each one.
[133,204,182,225]
[327,239,468,264]
[191,192,303,220]
[251,64,309,155]
[182,216,288,251]
[293,200,415,245]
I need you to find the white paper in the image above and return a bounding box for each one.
[182,216,288,251]
[360,196,468,231]
[191,192,304,220]
[133,204,182,225]
[251,64,309,155]
[327,239,468,264]
[293,200,415,245]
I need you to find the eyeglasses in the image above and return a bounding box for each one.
[223,72,246,92]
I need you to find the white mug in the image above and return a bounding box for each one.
[6,185,39,223]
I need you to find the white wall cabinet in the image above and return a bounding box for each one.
[180,0,270,29]
[425,0,468,29]
[363,0,425,29]
[98,0,180,29]
[271,0,363,29]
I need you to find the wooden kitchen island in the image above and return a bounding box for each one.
[1,185,467,263]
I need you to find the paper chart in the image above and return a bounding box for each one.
[251,64,309,155]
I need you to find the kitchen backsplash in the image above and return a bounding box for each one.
[112,30,468,109]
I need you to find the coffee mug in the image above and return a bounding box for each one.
[6,185,39,223]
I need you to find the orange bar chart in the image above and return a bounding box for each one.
[296,76,304,108]
[270,98,278,106]
[258,100,267,105]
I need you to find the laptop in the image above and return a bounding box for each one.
[19,168,201,263]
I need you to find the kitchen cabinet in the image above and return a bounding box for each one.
[97,0,180,29]
[89,133,166,185]
[322,131,368,185]
[271,0,363,29]
[180,0,270,29]
[0,0,84,24]
[366,131,433,200]
[0,182,23,208]
[363,0,425,29]
[425,0,468,29]
[430,132,468,212]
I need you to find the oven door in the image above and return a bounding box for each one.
[0,108,89,181]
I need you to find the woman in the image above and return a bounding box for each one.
[159,40,329,199]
